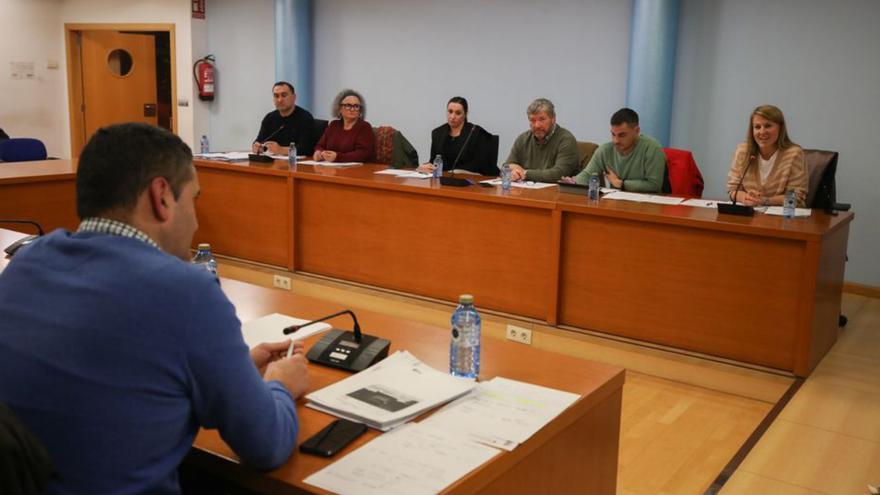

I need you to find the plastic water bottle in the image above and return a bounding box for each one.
[588,173,600,201]
[289,142,298,167]
[450,294,481,379]
[783,189,796,219]
[199,135,209,154]
[500,163,512,191]
[192,243,218,276]
[432,154,444,179]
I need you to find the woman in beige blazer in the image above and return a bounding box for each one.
[726,105,808,207]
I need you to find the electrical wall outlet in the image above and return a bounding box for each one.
[272,274,291,290]
[506,324,532,345]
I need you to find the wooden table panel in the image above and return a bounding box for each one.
[296,179,555,320]
[194,162,292,268]
[559,212,805,370]
[0,160,78,233]
[187,278,624,495]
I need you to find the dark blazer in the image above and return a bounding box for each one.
[429,122,497,176]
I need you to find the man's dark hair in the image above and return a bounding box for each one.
[610,108,639,126]
[273,81,295,94]
[76,123,193,219]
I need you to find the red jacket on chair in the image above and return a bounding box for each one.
[662,148,704,198]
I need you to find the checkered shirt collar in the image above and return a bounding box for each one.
[77,217,160,250]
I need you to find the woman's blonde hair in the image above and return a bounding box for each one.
[739,104,796,173]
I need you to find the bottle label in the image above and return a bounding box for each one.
[451,326,460,340]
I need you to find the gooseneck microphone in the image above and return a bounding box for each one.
[718,154,756,216]
[284,309,363,342]
[258,125,285,153]
[1,219,45,257]
[0,219,45,236]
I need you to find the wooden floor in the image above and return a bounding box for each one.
[721,294,880,495]
[216,259,878,495]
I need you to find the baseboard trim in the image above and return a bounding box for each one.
[843,281,880,299]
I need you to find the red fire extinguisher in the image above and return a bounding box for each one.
[193,55,215,101]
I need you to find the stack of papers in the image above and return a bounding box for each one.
[305,351,476,431]
[763,206,812,217]
[304,376,581,495]
[298,160,363,167]
[603,191,685,205]
[374,169,432,179]
[304,423,499,495]
[479,178,557,189]
[421,377,580,451]
[682,198,731,208]
[241,313,332,349]
[194,151,251,161]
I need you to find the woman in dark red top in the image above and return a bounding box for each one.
[313,89,375,163]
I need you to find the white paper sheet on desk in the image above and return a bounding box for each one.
[602,191,684,205]
[194,151,251,161]
[421,377,580,451]
[240,313,332,349]
[763,206,812,217]
[304,423,499,495]
[374,169,431,179]
[305,350,475,430]
[374,168,410,175]
[682,198,732,208]
[479,178,557,189]
[297,160,362,167]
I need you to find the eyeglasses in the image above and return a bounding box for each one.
[341,103,362,110]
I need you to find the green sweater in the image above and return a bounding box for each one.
[505,125,579,183]
[575,135,666,192]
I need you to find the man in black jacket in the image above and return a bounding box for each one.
[251,82,318,156]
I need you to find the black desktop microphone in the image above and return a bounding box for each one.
[718,155,756,216]
[284,309,391,372]
[1,219,45,257]
[258,125,285,151]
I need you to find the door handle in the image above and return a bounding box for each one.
[144,103,157,117]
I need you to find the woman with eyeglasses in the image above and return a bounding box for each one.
[313,89,375,163]
[417,96,497,176]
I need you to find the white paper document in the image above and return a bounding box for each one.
[297,160,363,167]
[602,191,685,205]
[421,377,580,451]
[374,169,432,179]
[305,350,476,430]
[682,198,732,208]
[374,169,411,176]
[194,151,251,161]
[479,179,557,189]
[763,206,812,217]
[240,313,332,349]
[304,423,499,495]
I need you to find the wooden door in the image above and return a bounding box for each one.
[80,30,157,141]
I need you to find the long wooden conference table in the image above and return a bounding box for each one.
[0,158,854,376]
[0,227,624,495]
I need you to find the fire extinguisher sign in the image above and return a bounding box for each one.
[192,0,206,19]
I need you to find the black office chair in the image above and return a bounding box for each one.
[487,134,500,172]
[803,149,849,328]
[313,119,329,141]
[0,403,55,494]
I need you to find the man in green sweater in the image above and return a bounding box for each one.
[506,98,579,183]
[565,108,666,192]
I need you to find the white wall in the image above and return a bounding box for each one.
[671,0,880,286]
[311,0,633,165]
[205,0,275,151]
[0,0,68,157]
[59,0,197,151]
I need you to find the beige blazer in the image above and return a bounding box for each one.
[726,143,808,206]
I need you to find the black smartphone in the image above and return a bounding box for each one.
[478,181,494,188]
[299,419,367,457]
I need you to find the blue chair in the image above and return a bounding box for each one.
[0,138,48,162]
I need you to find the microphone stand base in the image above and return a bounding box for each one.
[307,329,391,372]
[717,203,755,216]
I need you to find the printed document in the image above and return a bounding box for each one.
[479,179,557,189]
[682,198,732,208]
[241,313,332,349]
[421,377,580,451]
[603,191,684,205]
[306,351,475,430]
[304,423,498,495]
[298,160,363,167]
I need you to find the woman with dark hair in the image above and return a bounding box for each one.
[313,89,375,163]
[418,97,496,176]
[726,105,807,206]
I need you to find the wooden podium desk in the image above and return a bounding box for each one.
[187,278,624,495]
[193,159,853,376]
[0,159,78,234]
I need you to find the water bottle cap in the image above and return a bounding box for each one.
[458,294,474,304]
[197,243,211,250]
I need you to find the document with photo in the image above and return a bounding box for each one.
[305,350,476,430]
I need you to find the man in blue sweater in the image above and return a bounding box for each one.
[0,123,308,494]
